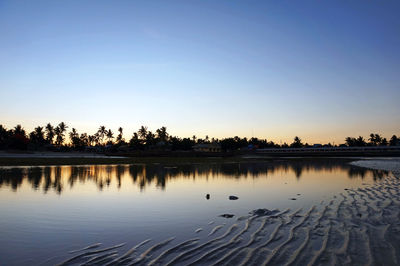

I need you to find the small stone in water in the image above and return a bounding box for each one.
[220,214,235,218]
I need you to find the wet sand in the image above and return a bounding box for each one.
[55,159,400,265]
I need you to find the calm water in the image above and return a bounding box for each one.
[0,159,389,265]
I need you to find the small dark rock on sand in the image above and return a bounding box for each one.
[206,194,210,200]
[229,195,239,200]
[220,214,235,218]
[250,208,280,217]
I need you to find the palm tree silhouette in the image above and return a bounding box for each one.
[88,135,96,146]
[45,123,55,144]
[389,135,398,146]
[291,136,303,148]
[106,129,114,144]
[55,122,68,146]
[116,127,124,143]
[156,126,168,142]
[146,131,155,146]
[30,126,45,145]
[69,128,79,147]
[97,126,107,145]
[13,125,26,136]
[138,126,148,141]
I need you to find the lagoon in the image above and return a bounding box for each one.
[0,159,395,265]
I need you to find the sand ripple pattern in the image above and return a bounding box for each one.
[57,174,400,266]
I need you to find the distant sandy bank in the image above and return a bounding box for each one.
[350,158,400,176]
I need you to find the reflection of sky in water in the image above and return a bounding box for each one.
[0,160,390,265]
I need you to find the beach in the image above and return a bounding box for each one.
[48,158,400,265]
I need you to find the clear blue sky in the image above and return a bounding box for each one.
[1,0,399,143]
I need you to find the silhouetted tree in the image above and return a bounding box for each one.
[29,126,45,146]
[10,125,29,149]
[97,126,106,145]
[106,129,114,144]
[0,125,9,148]
[116,127,124,144]
[45,123,55,144]
[80,133,89,147]
[129,132,142,149]
[88,135,96,146]
[290,136,303,148]
[0,122,398,153]
[156,126,168,142]
[54,122,68,146]
[345,137,356,147]
[145,131,156,147]
[69,128,80,147]
[369,133,383,146]
[138,126,148,141]
[355,136,366,146]
[390,135,399,146]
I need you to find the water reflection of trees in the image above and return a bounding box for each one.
[0,160,389,194]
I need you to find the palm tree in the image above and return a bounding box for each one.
[369,133,382,146]
[129,132,141,148]
[156,126,168,142]
[355,136,366,146]
[145,131,155,146]
[290,136,303,148]
[80,133,89,147]
[13,125,26,136]
[116,127,124,143]
[69,128,79,147]
[88,135,96,146]
[345,137,356,147]
[0,125,9,148]
[30,126,45,145]
[106,129,114,144]
[97,126,106,145]
[55,122,68,146]
[10,125,28,149]
[34,126,44,140]
[389,135,398,146]
[45,123,55,144]
[69,128,78,140]
[138,126,148,140]
[93,132,100,146]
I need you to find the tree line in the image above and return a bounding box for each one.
[0,122,398,152]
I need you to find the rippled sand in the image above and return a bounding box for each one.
[57,159,400,266]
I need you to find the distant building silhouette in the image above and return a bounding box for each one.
[193,143,221,152]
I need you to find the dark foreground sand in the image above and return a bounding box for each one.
[56,159,400,266]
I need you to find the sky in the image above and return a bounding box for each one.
[0,0,399,144]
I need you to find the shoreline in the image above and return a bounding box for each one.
[0,155,361,167]
[1,155,399,168]
[350,158,400,176]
